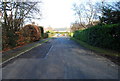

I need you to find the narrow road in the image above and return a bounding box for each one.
[2,37,118,79]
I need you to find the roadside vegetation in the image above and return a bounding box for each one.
[71,37,120,65]
[71,1,120,64]
[0,2,50,52]
[73,24,120,51]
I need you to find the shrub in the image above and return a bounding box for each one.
[44,33,49,38]
[39,26,44,38]
[73,24,120,51]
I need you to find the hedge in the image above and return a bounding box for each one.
[39,26,44,38]
[73,24,120,51]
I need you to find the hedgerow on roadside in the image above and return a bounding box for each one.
[73,24,120,51]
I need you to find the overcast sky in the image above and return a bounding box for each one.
[34,0,119,28]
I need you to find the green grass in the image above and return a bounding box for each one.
[2,37,53,63]
[71,37,120,57]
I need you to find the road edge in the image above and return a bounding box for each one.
[1,38,52,66]
[71,37,120,66]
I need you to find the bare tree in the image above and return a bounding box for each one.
[1,2,41,30]
[85,1,96,25]
[73,0,100,28]
[70,21,85,32]
[0,1,42,49]
[73,3,86,28]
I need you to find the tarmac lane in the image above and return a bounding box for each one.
[2,37,119,79]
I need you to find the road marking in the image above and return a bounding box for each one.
[44,45,53,59]
[1,38,53,66]
[0,43,43,66]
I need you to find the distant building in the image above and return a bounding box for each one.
[86,21,100,28]
[53,28,70,32]
[92,21,100,25]
[70,23,85,32]
[44,26,53,32]
[44,26,70,32]
[70,21,100,32]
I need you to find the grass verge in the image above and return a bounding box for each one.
[71,37,120,65]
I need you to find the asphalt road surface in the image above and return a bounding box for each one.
[2,37,119,79]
